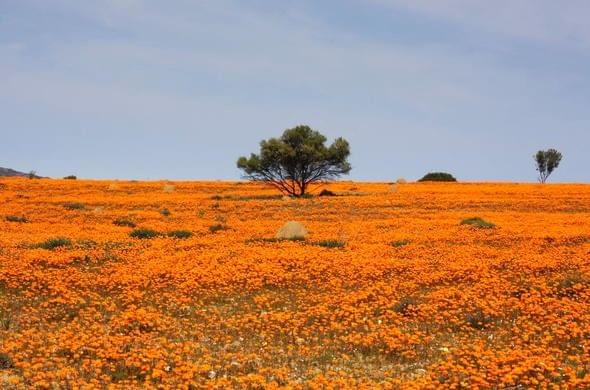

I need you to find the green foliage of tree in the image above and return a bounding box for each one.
[418,172,457,182]
[534,149,562,183]
[237,125,351,196]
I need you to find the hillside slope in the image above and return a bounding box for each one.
[0,167,28,177]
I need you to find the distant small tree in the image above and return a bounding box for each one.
[418,172,457,182]
[27,170,38,179]
[237,125,351,196]
[534,149,562,183]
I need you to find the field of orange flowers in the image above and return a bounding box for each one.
[0,178,589,388]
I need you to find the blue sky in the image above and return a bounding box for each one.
[1,0,589,181]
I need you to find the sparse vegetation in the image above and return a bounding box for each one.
[246,237,306,244]
[555,271,588,297]
[63,202,86,210]
[393,296,418,314]
[208,223,227,233]
[314,239,346,248]
[391,239,411,247]
[6,215,27,223]
[465,309,494,330]
[35,237,72,250]
[0,353,13,369]
[63,175,77,180]
[113,218,136,228]
[167,230,193,239]
[129,228,160,239]
[318,189,336,197]
[461,217,496,229]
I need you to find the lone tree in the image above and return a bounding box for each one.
[534,149,562,183]
[418,172,457,182]
[237,125,351,196]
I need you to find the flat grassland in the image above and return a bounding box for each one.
[0,179,589,388]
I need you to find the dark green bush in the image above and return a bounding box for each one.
[160,208,171,217]
[461,217,495,229]
[63,202,85,210]
[6,215,27,223]
[113,218,136,228]
[35,237,72,250]
[390,239,411,247]
[418,172,457,182]
[130,228,160,239]
[315,240,346,248]
[167,230,193,239]
[63,175,77,180]
[0,352,13,369]
[318,189,336,197]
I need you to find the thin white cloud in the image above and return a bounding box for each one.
[371,0,590,49]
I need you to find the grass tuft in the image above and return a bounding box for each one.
[318,189,336,197]
[5,215,27,223]
[460,217,495,229]
[314,240,346,248]
[63,202,85,210]
[167,230,193,239]
[113,218,136,228]
[129,228,160,239]
[391,239,411,247]
[35,237,72,250]
[209,224,228,233]
[0,353,13,369]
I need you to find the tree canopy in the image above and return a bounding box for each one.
[237,125,351,196]
[534,149,562,183]
[418,172,457,182]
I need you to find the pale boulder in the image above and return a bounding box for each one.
[275,221,308,240]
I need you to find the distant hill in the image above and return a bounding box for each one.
[0,167,29,177]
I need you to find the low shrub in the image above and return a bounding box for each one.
[391,239,411,247]
[209,224,227,233]
[0,311,12,330]
[63,202,85,210]
[6,215,27,223]
[63,175,77,180]
[465,309,494,330]
[246,237,305,244]
[418,172,457,182]
[160,208,171,217]
[315,240,346,248]
[35,237,72,250]
[130,228,160,239]
[318,189,336,197]
[113,218,136,228]
[393,296,418,314]
[555,271,588,298]
[461,217,495,229]
[0,352,13,369]
[167,230,193,239]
